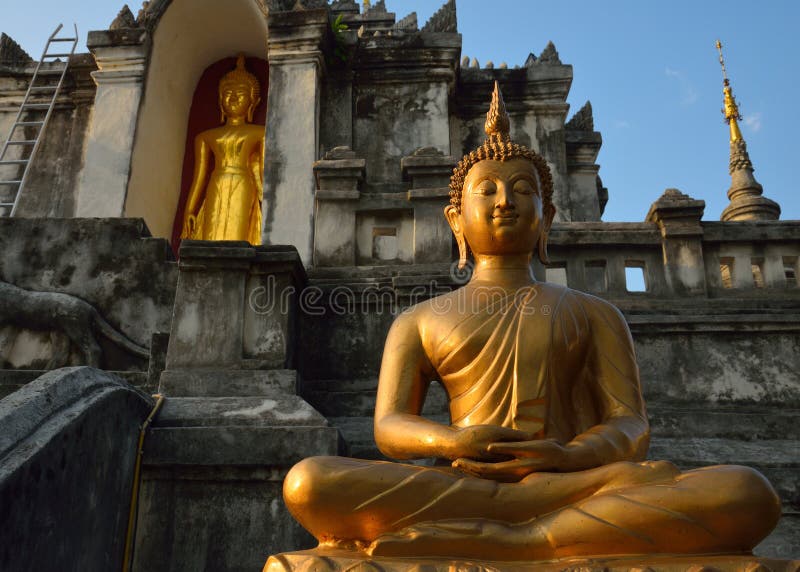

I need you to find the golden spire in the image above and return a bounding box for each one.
[716,40,743,143]
[484,80,511,139]
[715,40,780,222]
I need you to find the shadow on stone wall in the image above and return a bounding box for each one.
[0,367,153,571]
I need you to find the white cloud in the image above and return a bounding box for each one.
[664,67,698,105]
[744,112,763,132]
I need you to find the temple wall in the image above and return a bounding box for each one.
[0,218,177,372]
[126,0,269,240]
[0,56,96,218]
[354,82,451,187]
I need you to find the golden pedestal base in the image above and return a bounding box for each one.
[265,549,799,572]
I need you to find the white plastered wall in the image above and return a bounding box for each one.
[125,0,268,239]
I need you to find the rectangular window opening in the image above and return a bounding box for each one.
[784,256,798,288]
[372,227,398,261]
[719,257,734,289]
[545,263,568,287]
[624,261,647,293]
[751,258,765,289]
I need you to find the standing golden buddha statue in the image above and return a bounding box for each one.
[269,83,783,570]
[181,55,265,245]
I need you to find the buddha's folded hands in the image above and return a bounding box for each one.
[454,438,571,481]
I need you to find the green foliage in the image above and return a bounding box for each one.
[331,14,349,64]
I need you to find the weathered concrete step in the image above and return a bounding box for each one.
[648,437,799,467]
[649,437,799,509]
[155,395,328,427]
[158,369,297,397]
[144,425,342,466]
[647,406,800,441]
[755,512,800,560]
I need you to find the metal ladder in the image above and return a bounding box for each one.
[0,23,78,217]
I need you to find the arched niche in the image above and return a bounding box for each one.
[169,56,268,250]
[125,0,269,240]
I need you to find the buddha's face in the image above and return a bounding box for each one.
[220,83,253,119]
[448,158,545,257]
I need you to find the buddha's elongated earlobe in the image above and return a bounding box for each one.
[247,90,260,123]
[444,204,469,269]
[219,97,225,124]
[537,203,556,265]
[456,234,469,270]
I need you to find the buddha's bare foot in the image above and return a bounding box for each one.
[367,519,547,559]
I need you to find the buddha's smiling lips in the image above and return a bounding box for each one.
[493,214,520,225]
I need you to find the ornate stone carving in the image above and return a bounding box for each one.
[729,138,753,174]
[109,5,139,30]
[365,0,388,14]
[566,101,594,131]
[538,40,561,64]
[330,0,360,15]
[0,281,149,369]
[324,145,359,160]
[291,0,329,10]
[524,53,537,67]
[0,33,33,67]
[421,0,457,33]
[394,12,419,31]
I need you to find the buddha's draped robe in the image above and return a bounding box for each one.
[435,284,648,454]
[191,129,263,244]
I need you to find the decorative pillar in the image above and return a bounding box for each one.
[75,29,149,217]
[646,188,707,296]
[312,146,365,267]
[564,101,603,221]
[160,240,307,396]
[134,240,338,571]
[263,9,329,265]
[401,147,456,264]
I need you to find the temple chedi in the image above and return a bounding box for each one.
[716,40,781,222]
[0,2,797,572]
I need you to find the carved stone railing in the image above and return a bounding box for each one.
[545,220,800,300]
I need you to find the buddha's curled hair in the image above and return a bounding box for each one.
[219,54,261,122]
[449,81,554,215]
[220,54,261,99]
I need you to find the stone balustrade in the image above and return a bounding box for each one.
[545,220,800,299]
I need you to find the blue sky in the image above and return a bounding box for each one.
[3,0,797,222]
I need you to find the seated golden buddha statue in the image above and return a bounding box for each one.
[181,55,264,245]
[281,83,781,562]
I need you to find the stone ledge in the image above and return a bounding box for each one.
[316,189,361,201]
[87,28,149,49]
[155,394,328,427]
[265,549,799,572]
[158,369,297,397]
[145,426,341,466]
[407,187,450,200]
